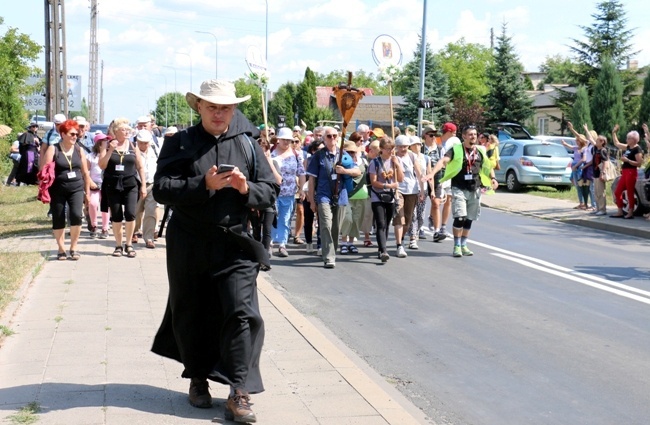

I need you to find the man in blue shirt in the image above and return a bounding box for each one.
[39,113,66,169]
[306,126,360,268]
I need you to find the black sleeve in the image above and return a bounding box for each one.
[152,132,210,206]
[244,138,279,210]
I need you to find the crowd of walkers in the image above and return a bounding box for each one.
[261,120,500,268]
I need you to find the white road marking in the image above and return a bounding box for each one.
[470,240,650,305]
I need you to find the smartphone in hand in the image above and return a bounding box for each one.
[217,164,235,174]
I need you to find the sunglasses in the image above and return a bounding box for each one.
[68,133,79,137]
[325,134,338,139]
[425,133,435,137]
[292,140,301,144]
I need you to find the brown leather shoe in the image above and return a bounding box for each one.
[188,377,212,408]
[225,389,256,423]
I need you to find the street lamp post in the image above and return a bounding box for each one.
[265,0,269,117]
[159,74,168,127]
[195,30,218,79]
[175,51,193,126]
[162,65,177,124]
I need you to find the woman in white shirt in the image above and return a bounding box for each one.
[87,133,111,238]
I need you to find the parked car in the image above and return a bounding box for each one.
[610,167,650,215]
[495,140,573,192]
[89,123,110,135]
[485,122,534,142]
[30,114,54,134]
[534,135,577,157]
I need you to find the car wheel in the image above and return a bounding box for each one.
[611,177,640,215]
[506,171,522,192]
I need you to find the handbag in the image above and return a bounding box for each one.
[600,160,619,182]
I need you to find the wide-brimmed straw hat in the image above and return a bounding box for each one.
[186,79,251,112]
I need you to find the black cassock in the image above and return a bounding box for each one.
[151,111,278,393]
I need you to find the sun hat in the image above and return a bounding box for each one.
[371,128,385,138]
[276,127,293,140]
[421,124,437,136]
[343,140,359,152]
[73,116,88,126]
[164,126,178,135]
[293,125,301,131]
[395,135,411,146]
[136,115,150,124]
[186,79,251,112]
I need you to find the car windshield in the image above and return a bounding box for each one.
[523,143,568,158]
[496,124,532,140]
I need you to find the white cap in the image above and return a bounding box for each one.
[395,135,411,146]
[164,126,178,135]
[73,116,88,126]
[293,125,301,131]
[137,115,151,124]
[135,129,153,143]
[53,114,66,124]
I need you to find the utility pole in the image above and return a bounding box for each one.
[44,0,69,118]
[88,0,99,124]
[99,60,105,124]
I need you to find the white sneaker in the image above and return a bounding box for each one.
[408,239,418,250]
[306,242,314,254]
[317,247,322,256]
[396,246,407,258]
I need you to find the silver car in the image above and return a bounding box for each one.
[611,168,650,215]
[495,140,573,192]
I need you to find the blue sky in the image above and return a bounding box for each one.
[3,0,649,124]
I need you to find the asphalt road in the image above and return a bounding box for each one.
[266,208,650,425]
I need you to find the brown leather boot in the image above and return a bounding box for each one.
[188,377,212,408]
[225,389,256,423]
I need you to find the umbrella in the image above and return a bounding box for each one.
[0,125,12,138]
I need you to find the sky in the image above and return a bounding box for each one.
[3,0,650,125]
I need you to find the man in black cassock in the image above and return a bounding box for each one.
[152,79,278,423]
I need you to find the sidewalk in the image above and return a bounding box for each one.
[0,232,428,425]
[481,191,650,240]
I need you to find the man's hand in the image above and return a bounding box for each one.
[613,124,620,133]
[229,167,249,195]
[205,165,235,191]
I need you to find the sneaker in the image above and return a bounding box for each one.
[306,242,314,254]
[225,389,256,423]
[433,232,447,242]
[461,246,474,256]
[89,231,98,239]
[278,246,289,257]
[418,229,427,240]
[427,216,434,231]
[396,246,407,258]
[99,230,109,239]
[188,378,212,408]
[317,247,322,256]
[453,245,462,257]
[408,239,418,249]
[595,211,607,216]
[324,260,335,269]
[380,251,390,262]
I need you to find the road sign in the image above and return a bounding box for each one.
[24,74,83,112]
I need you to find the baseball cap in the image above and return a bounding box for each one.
[164,126,178,135]
[371,128,385,138]
[441,122,457,134]
[137,115,150,124]
[409,136,422,145]
[293,125,301,131]
[53,114,67,124]
[93,133,110,143]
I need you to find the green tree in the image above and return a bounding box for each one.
[0,17,42,133]
[68,97,89,120]
[233,78,264,126]
[268,83,297,128]
[154,92,192,127]
[569,0,640,122]
[314,69,388,95]
[590,58,625,135]
[394,35,450,126]
[537,55,580,88]
[485,23,533,123]
[434,38,493,106]
[295,67,317,128]
[638,68,650,127]
[569,85,592,130]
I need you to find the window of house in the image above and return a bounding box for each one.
[538,117,549,135]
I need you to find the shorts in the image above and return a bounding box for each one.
[451,187,481,221]
[393,192,418,226]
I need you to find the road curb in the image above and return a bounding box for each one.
[257,276,430,425]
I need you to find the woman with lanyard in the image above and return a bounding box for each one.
[99,118,147,257]
[368,137,404,262]
[40,119,91,260]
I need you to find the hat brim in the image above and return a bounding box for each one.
[186,92,251,112]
